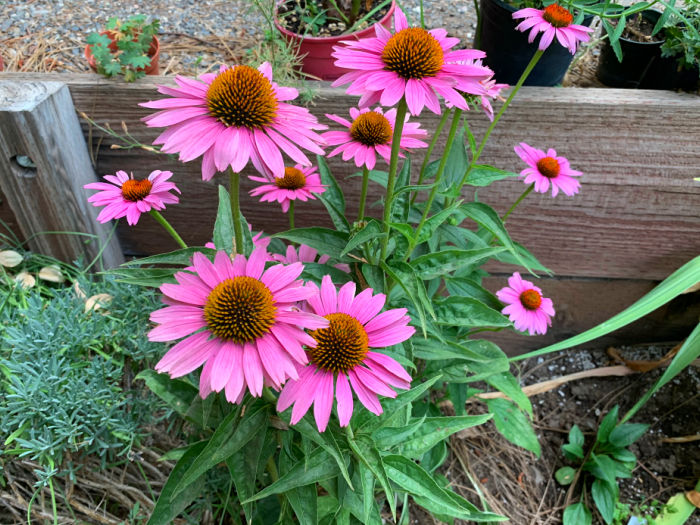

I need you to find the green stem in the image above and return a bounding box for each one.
[288,200,295,230]
[262,386,277,405]
[405,108,463,260]
[266,457,279,482]
[455,49,545,194]
[357,166,370,221]
[229,168,244,255]
[412,108,451,204]
[149,210,187,249]
[502,184,534,223]
[379,97,409,261]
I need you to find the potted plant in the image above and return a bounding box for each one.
[85,15,161,82]
[272,0,395,80]
[597,3,699,91]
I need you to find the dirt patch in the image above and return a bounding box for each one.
[276,0,392,37]
[447,343,700,525]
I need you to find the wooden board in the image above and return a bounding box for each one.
[0,73,697,349]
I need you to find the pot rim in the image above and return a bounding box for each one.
[613,9,666,46]
[273,0,396,42]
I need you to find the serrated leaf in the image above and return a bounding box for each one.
[275,228,350,261]
[485,372,532,417]
[400,415,493,458]
[411,247,506,280]
[243,446,339,503]
[487,398,541,456]
[434,296,510,328]
[555,466,576,485]
[341,219,385,257]
[383,455,505,521]
[463,165,519,187]
[172,402,267,499]
[591,479,617,524]
[563,502,592,525]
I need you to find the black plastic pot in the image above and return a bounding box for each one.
[596,10,667,89]
[476,0,593,86]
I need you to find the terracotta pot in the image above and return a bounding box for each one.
[0,54,4,71]
[85,32,160,76]
[274,0,396,81]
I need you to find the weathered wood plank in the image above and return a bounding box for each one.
[1,74,698,282]
[0,80,124,267]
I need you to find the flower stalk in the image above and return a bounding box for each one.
[229,168,244,254]
[149,210,187,249]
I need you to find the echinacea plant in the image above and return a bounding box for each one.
[83,5,611,523]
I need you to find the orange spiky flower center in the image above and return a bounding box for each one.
[536,157,561,178]
[382,27,444,79]
[308,313,369,373]
[520,289,542,310]
[121,178,153,201]
[542,4,574,28]
[206,65,278,129]
[275,167,307,190]
[350,111,393,146]
[204,276,277,343]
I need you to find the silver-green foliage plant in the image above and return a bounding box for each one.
[0,277,164,473]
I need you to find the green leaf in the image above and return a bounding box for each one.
[213,185,235,254]
[611,449,636,463]
[146,441,207,525]
[415,202,462,245]
[555,466,576,485]
[372,417,425,448]
[316,155,346,214]
[515,256,700,362]
[608,423,649,448]
[356,461,378,525]
[563,503,592,525]
[292,416,353,489]
[391,154,412,224]
[434,296,510,329]
[172,401,267,499]
[226,425,268,524]
[275,228,350,261]
[591,479,618,524]
[317,192,351,233]
[109,267,176,287]
[135,370,197,418]
[562,443,584,460]
[463,165,519,187]
[381,261,432,335]
[123,247,216,266]
[341,219,386,257]
[486,398,541,456]
[301,262,353,285]
[280,448,318,525]
[383,455,505,522]
[243,446,340,503]
[622,320,700,424]
[458,202,528,269]
[597,406,620,444]
[569,425,585,447]
[347,435,395,519]
[485,372,532,417]
[583,454,617,486]
[444,277,502,311]
[411,247,506,280]
[400,415,493,458]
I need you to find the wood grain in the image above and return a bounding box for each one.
[0,73,697,348]
[0,80,124,267]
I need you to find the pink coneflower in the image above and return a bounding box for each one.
[332,8,493,116]
[140,63,326,180]
[277,276,414,432]
[84,170,180,226]
[322,107,427,169]
[514,142,582,197]
[271,244,351,274]
[249,164,326,212]
[512,4,593,54]
[149,249,329,403]
[496,272,555,336]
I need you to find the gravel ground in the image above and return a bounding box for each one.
[0,0,478,74]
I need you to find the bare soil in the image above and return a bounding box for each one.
[277,0,393,37]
